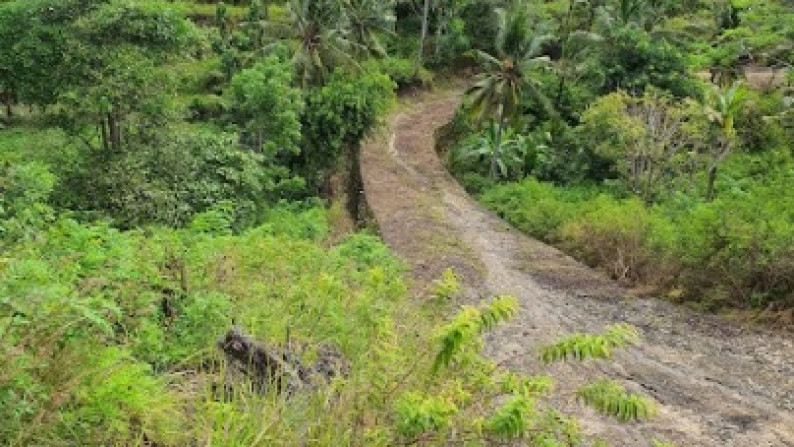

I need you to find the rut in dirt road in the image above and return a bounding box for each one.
[361,90,794,446]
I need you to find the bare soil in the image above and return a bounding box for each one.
[361,89,794,446]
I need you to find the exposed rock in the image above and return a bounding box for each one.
[217,326,348,395]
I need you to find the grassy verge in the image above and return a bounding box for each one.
[479,174,794,313]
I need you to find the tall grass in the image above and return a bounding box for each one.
[0,206,432,445]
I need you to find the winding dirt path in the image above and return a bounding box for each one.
[361,89,794,446]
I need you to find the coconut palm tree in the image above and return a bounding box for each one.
[465,0,552,161]
[590,0,659,31]
[283,0,398,86]
[344,0,395,58]
[554,0,603,111]
[704,82,746,201]
[288,0,355,87]
[456,122,523,180]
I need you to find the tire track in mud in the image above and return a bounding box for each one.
[361,89,794,446]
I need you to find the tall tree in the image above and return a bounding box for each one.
[417,0,431,66]
[578,90,708,201]
[344,0,395,58]
[228,55,305,156]
[464,0,551,163]
[704,82,746,201]
[554,0,603,111]
[288,0,354,87]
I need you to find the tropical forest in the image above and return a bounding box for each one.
[1,0,794,445]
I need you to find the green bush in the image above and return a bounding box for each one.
[187,94,226,121]
[734,89,786,153]
[460,171,496,195]
[480,172,794,309]
[559,196,676,284]
[480,179,593,241]
[58,128,299,229]
[593,25,702,99]
[667,172,794,308]
[363,57,434,91]
[0,162,56,242]
[254,203,330,241]
[299,70,395,189]
[58,348,186,445]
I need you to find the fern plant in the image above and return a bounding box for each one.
[540,323,639,364]
[538,324,660,424]
[483,394,535,438]
[394,392,458,438]
[430,267,462,302]
[432,295,519,374]
[577,380,658,422]
[499,372,554,397]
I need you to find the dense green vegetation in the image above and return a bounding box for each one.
[2,0,791,444]
[447,0,794,314]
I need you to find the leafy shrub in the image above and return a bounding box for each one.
[593,25,702,99]
[364,57,434,91]
[480,178,593,241]
[559,196,676,284]
[132,290,233,370]
[58,348,186,445]
[0,204,407,444]
[227,54,304,154]
[189,201,236,236]
[59,128,299,229]
[0,226,136,444]
[394,392,458,438]
[480,172,794,309]
[332,233,398,270]
[668,172,794,308]
[734,89,786,152]
[254,203,330,241]
[299,70,395,190]
[0,162,55,242]
[459,171,496,194]
[187,94,225,121]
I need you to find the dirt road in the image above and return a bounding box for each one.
[360,89,794,446]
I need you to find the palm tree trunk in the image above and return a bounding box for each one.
[706,164,718,202]
[645,162,654,203]
[100,119,110,152]
[109,112,122,152]
[555,0,575,110]
[347,143,364,226]
[417,0,431,67]
[706,139,732,202]
[491,109,506,180]
[435,3,445,62]
[3,89,14,118]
